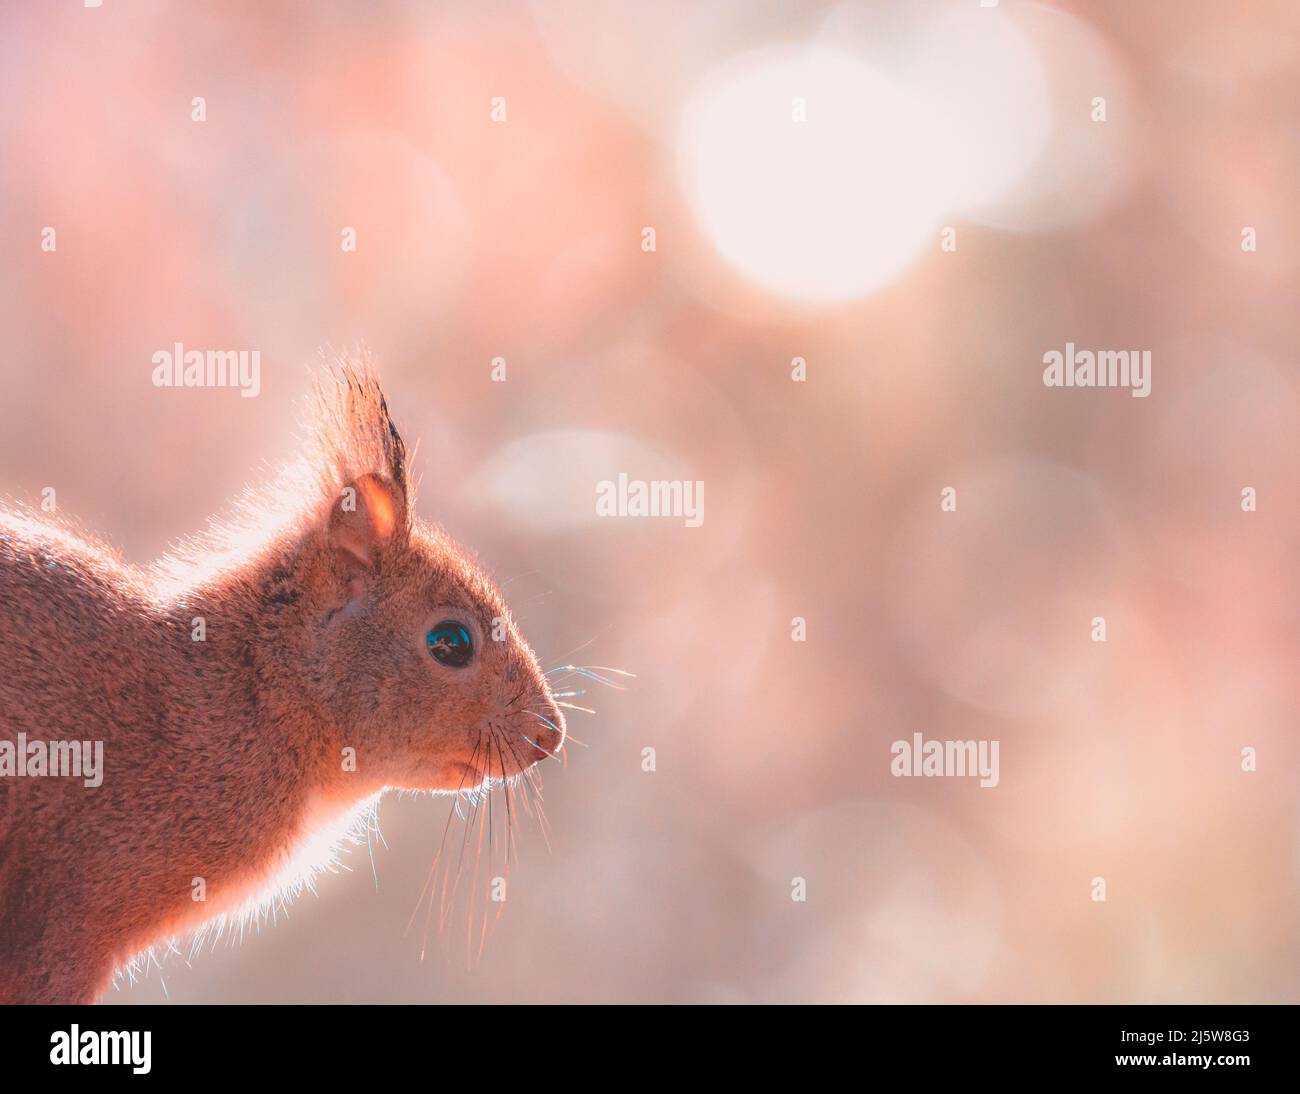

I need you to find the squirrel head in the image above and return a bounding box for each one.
[242,356,566,794]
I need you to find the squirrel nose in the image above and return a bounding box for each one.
[529,703,565,759]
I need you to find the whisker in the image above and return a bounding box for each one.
[467,772,490,966]
[494,733,517,867]
[500,733,545,803]
[522,733,564,763]
[443,764,487,934]
[533,795,554,853]
[410,645,629,965]
[528,711,562,734]
[410,730,484,959]
[485,734,510,950]
[544,628,612,666]
[545,664,635,690]
[364,798,381,892]
[499,570,541,588]
[505,680,529,710]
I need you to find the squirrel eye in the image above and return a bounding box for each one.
[426,621,474,668]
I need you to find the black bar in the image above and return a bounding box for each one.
[0,1003,1291,1081]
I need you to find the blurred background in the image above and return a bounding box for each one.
[2,0,1298,1002]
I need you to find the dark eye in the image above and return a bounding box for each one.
[426,621,474,668]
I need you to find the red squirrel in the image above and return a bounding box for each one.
[0,356,565,1003]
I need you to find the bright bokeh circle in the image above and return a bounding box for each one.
[678,47,954,305]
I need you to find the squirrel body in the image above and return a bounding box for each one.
[0,359,564,1003]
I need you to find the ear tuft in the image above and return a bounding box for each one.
[306,348,413,561]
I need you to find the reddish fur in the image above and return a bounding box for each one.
[0,355,564,1003]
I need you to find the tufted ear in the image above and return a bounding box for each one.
[329,472,404,570]
[308,352,413,573]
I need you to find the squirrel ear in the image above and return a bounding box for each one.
[328,472,405,569]
[308,352,413,571]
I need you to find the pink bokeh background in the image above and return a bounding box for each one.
[1,0,1298,1001]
